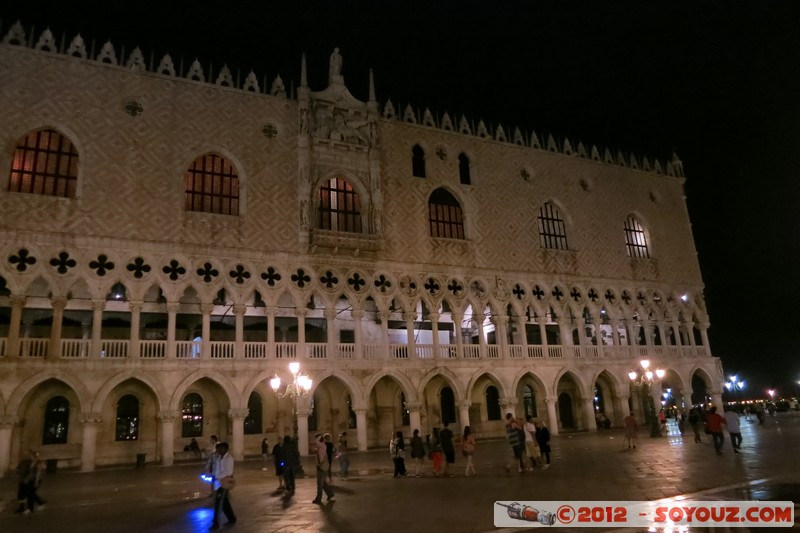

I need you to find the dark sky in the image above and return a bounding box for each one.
[3,1,799,397]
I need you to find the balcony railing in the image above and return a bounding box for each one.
[0,337,712,361]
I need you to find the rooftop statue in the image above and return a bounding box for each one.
[329,47,343,84]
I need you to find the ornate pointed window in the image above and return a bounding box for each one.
[428,188,465,239]
[458,153,471,185]
[244,392,263,434]
[412,144,426,178]
[184,153,239,215]
[43,396,70,444]
[8,129,78,198]
[624,215,650,258]
[537,202,569,250]
[317,177,362,232]
[115,394,139,441]
[181,393,204,438]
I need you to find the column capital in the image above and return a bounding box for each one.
[266,306,279,317]
[228,408,249,419]
[0,415,20,429]
[233,304,247,316]
[166,302,181,313]
[544,396,557,405]
[79,412,103,425]
[351,309,365,320]
[200,303,215,314]
[128,300,144,312]
[354,407,368,415]
[91,298,106,311]
[498,397,518,409]
[492,315,508,325]
[405,402,422,412]
[377,310,391,322]
[51,297,68,310]
[294,307,308,318]
[295,408,313,418]
[427,311,440,322]
[158,410,180,423]
[324,308,338,320]
[459,400,472,409]
[402,311,417,322]
[10,294,26,306]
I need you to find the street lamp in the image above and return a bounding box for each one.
[724,375,745,405]
[629,359,666,438]
[270,361,313,400]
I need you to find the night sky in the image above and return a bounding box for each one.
[3,1,799,397]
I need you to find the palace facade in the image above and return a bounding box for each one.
[0,22,724,473]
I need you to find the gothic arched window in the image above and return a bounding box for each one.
[440,387,456,425]
[458,153,471,185]
[486,386,502,420]
[8,129,78,198]
[428,188,465,239]
[184,153,239,215]
[244,392,263,434]
[115,394,139,441]
[412,144,426,177]
[537,202,569,250]
[624,215,650,258]
[522,385,538,418]
[181,393,204,438]
[43,396,70,444]
[317,177,362,232]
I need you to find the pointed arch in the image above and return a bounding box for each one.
[428,187,465,239]
[91,370,167,413]
[168,370,241,411]
[7,370,91,413]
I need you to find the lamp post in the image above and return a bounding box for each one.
[628,359,665,438]
[724,375,745,406]
[270,361,313,463]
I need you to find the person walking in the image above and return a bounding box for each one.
[723,407,742,454]
[430,428,443,476]
[688,408,702,443]
[337,431,350,480]
[312,434,334,504]
[504,413,525,473]
[462,426,476,476]
[210,442,236,531]
[391,431,407,477]
[705,406,726,455]
[14,450,34,514]
[409,429,425,477]
[524,415,542,470]
[324,433,335,484]
[439,422,455,477]
[205,435,220,498]
[535,422,551,468]
[281,435,300,496]
[261,437,270,471]
[271,437,284,491]
[623,412,639,449]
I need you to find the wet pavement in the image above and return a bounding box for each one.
[1,412,798,532]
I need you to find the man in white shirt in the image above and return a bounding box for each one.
[723,408,742,454]
[312,434,334,504]
[211,442,237,530]
[524,415,541,470]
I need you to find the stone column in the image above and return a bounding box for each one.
[698,323,711,352]
[710,390,723,412]
[684,321,696,347]
[355,408,368,451]
[515,315,528,349]
[49,297,67,359]
[129,301,143,358]
[407,403,422,434]
[158,411,178,466]
[295,308,307,359]
[538,319,549,353]
[228,408,248,460]
[200,303,213,359]
[6,295,25,358]
[91,299,104,358]
[556,317,571,347]
[378,310,390,358]
[681,389,693,410]
[583,397,597,431]
[403,312,416,359]
[429,312,440,359]
[233,304,246,359]
[295,406,311,455]
[545,397,559,436]
[458,400,471,428]
[476,312,487,357]
[452,310,464,358]
[493,315,508,357]
[0,416,18,476]
[80,412,102,471]
[166,302,179,358]
[324,308,337,359]
[266,306,277,357]
[352,309,364,359]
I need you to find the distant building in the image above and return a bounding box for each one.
[0,22,723,472]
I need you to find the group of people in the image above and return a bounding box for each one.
[389,422,490,478]
[504,414,552,474]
